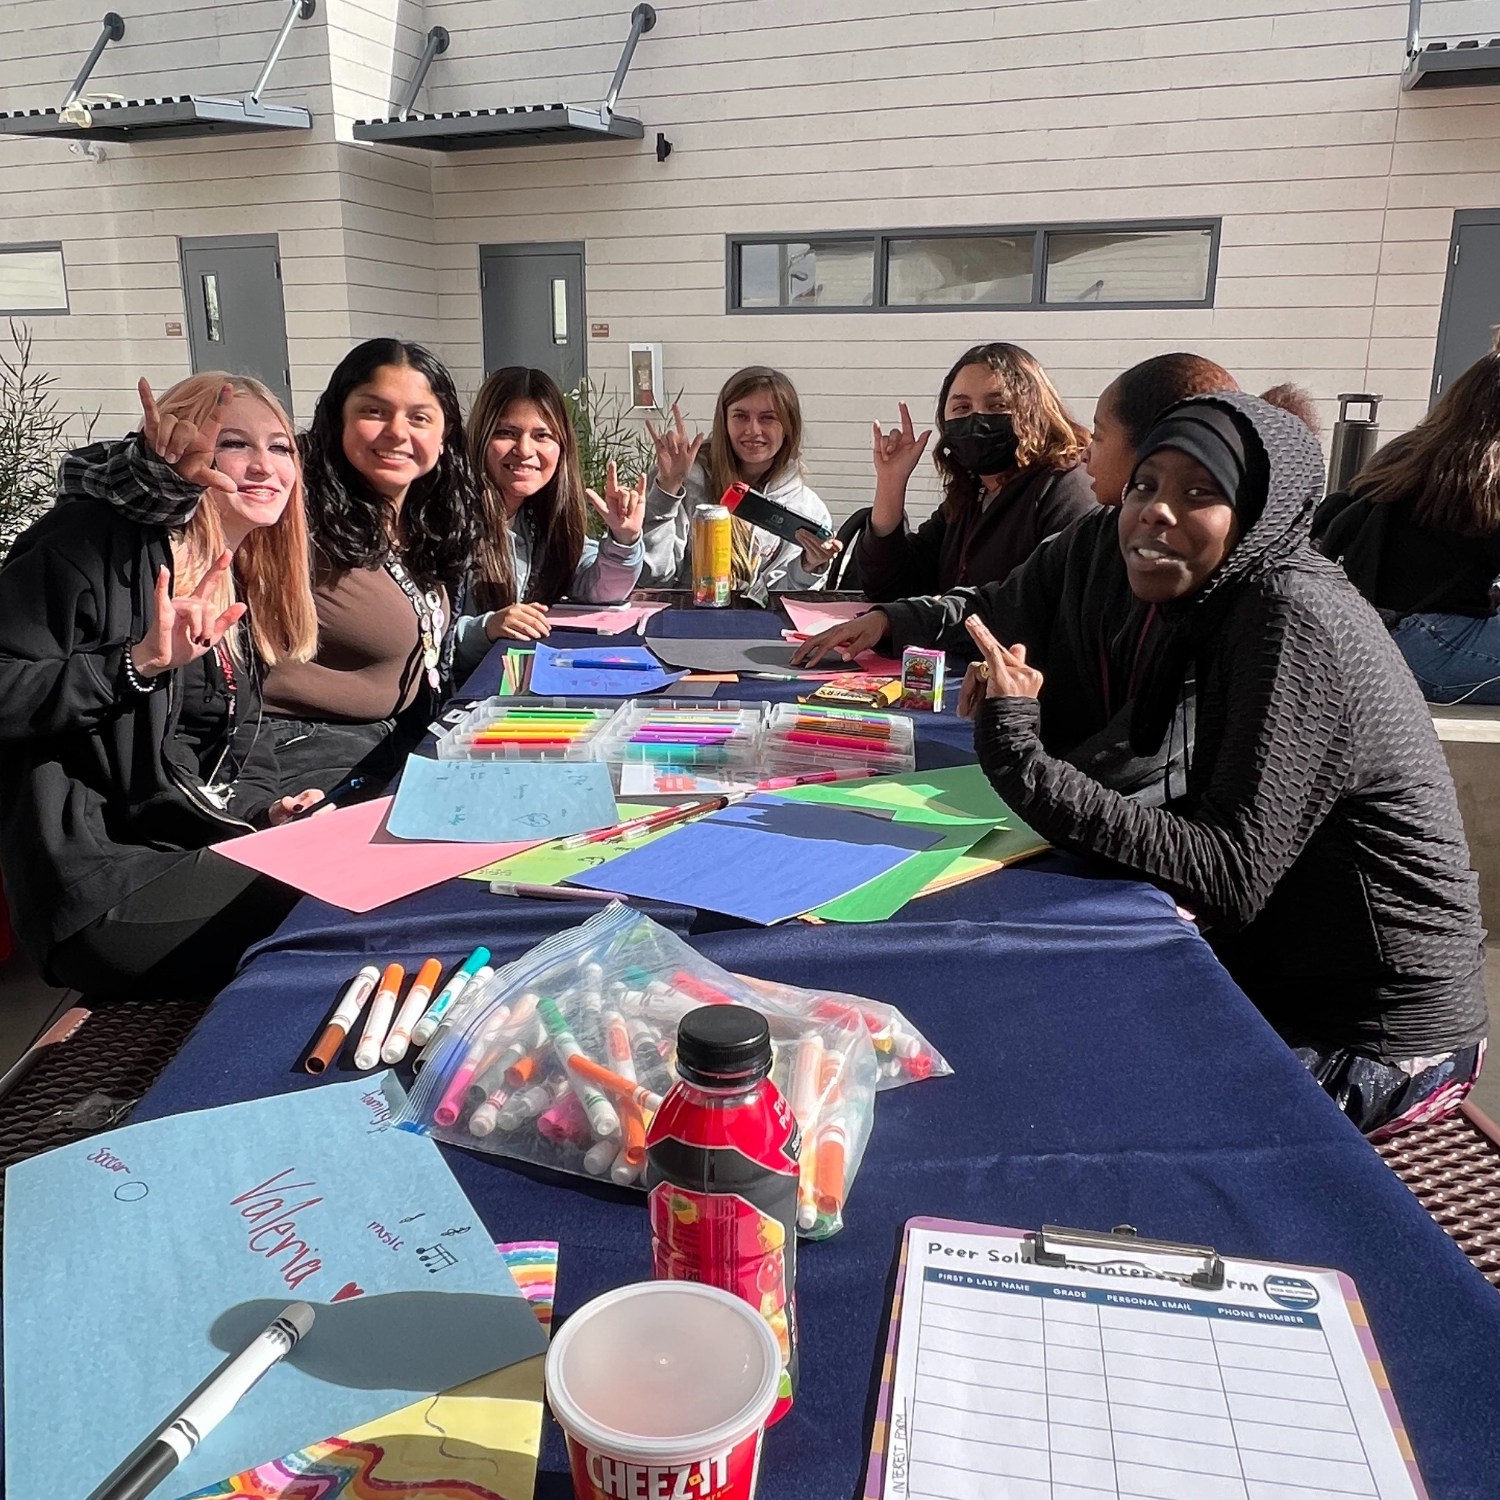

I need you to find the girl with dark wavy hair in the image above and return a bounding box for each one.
[262,338,483,792]
[855,342,1098,600]
[451,366,644,675]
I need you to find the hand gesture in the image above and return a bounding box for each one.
[130,552,246,680]
[138,377,237,495]
[872,402,932,487]
[789,609,888,668]
[644,402,705,496]
[587,460,647,545]
[963,616,1044,701]
[795,527,843,574]
[485,602,552,643]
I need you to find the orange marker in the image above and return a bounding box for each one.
[566,1053,664,1114]
[382,957,443,1064]
[814,1119,849,1219]
[354,964,405,1071]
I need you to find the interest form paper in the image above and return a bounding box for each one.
[873,1218,1425,1500]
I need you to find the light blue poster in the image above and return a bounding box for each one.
[2,1076,548,1500]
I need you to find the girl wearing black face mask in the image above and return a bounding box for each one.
[856,342,1098,601]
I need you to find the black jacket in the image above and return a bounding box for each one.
[882,507,1190,802]
[857,463,1098,601]
[975,393,1487,1061]
[0,484,281,974]
[1313,487,1500,621]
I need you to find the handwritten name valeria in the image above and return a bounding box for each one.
[230,1168,325,1291]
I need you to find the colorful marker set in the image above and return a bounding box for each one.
[594,700,766,772]
[397,904,951,1239]
[303,947,492,1074]
[436,699,618,762]
[760,702,915,779]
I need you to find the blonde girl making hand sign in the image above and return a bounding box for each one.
[452,366,645,676]
[637,368,840,599]
[0,372,321,1000]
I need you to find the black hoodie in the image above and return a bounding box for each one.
[0,444,283,975]
[975,393,1487,1061]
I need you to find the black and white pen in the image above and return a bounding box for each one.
[85,1303,315,1500]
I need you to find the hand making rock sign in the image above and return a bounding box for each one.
[644,403,706,496]
[137,376,238,493]
[586,459,648,546]
[129,550,247,681]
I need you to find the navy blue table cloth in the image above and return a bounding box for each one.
[130,618,1500,1500]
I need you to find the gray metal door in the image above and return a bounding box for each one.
[480,243,586,391]
[179,235,294,417]
[1432,211,1500,404]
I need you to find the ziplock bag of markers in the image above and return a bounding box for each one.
[397,903,950,1239]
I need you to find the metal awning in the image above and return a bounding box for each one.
[1400,0,1500,89]
[1403,39,1500,90]
[353,5,655,152]
[0,3,315,143]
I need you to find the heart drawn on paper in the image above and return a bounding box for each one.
[331,1281,366,1302]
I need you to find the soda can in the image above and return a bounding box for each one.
[692,504,732,608]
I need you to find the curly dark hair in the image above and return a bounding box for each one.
[298,338,481,593]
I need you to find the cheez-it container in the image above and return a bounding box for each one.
[645,1005,800,1423]
[692,504,733,608]
[546,1280,783,1500]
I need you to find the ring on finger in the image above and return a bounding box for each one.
[976,662,991,681]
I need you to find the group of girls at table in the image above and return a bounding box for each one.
[0,333,1490,1139]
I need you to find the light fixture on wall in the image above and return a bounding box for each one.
[656,131,672,162]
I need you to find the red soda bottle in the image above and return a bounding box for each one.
[645,1004,799,1423]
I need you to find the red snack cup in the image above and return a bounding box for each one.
[546,1281,782,1500]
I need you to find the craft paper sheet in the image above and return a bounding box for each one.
[528,642,684,697]
[387,757,619,844]
[184,1242,559,1500]
[782,598,878,635]
[568,793,943,923]
[875,1219,1426,1500]
[3,1077,548,1500]
[211,797,539,912]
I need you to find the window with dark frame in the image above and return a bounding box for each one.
[727,221,1218,312]
[0,243,68,315]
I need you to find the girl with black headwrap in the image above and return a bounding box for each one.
[968,392,1487,1137]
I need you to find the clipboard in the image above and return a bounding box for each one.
[864,1217,1428,1500]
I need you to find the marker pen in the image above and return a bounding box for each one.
[84,1305,314,1500]
[411,947,491,1047]
[305,964,381,1074]
[381,957,444,1064]
[354,964,404,1070]
[536,996,619,1139]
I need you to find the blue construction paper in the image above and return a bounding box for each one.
[527,641,685,697]
[386,756,619,843]
[568,793,944,923]
[3,1076,548,1500]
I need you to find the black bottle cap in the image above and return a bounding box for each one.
[675,1005,772,1088]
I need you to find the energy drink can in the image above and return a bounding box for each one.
[692,504,733,608]
[645,1004,800,1423]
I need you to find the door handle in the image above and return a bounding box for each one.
[551,278,568,345]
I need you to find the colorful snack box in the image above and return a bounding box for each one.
[900,646,945,712]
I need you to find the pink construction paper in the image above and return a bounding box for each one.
[211,796,540,913]
[782,598,878,635]
[545,602,669,635]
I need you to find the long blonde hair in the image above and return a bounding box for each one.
[159,373,318,665]
[703,367,804,586]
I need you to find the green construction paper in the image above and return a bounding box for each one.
[774,764,1010,826]
[791,765,1049,921]
[462,803,664,885]
[806,823,991,922]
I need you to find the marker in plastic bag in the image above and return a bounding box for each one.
[304,964,380,1074]
[536,996,620,1139]
[434,1014,514,1128]
[382,957,443,1064]
[607,1011,646,1184]
[538,1090,593,1148]
[468,1086,511,1138]
[567,1053,664,1115]
[354,964,404,1071]
[497,1073,567,1132]
[411,946,490,1047]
